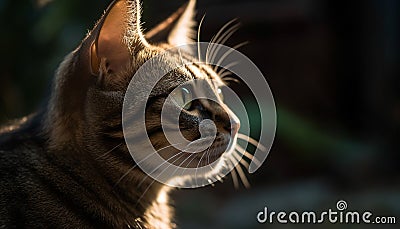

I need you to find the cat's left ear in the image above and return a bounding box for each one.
[89,0,149,76]
[146,0,197,48]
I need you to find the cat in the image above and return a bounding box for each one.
[0,0,246,228]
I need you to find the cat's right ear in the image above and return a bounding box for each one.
[88,0,148,76]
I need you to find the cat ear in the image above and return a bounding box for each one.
[90,0,149,76]
[146,0,196,48]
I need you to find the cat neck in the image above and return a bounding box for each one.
[43,118,173,227]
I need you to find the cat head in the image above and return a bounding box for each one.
[46,0,240,185]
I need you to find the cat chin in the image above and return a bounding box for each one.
[164,141,237,188]
[165,158,232,188]
[127,136,238,188]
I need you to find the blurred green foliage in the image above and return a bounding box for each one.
[0,0,108,121]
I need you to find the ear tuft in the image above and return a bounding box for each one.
[124,0,150,49]
[168,0,197,46]
[146,0,197,48]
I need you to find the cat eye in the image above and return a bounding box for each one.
[171,87,193,110]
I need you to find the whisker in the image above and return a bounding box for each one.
[220,76,240,84]
[218,71,232,79]
[216,61,238,76]
[237,133,267,152]
[239,159,250,169]
[175,144,207,179]
[183,153,197,169]
[136,152,188,206]
[169,152,203,188]
[213,41,248,72]
[205,34,216,64]
[230,158,250,189]
[209,23,241,64]
[198,147,211,168]
[114,165,137,188]
[175,153,196,178]
[207,19,238,61]
[197,14,206,62]
[232,151,250,169]
[136,182,156,207]
[214,22,240,46]
[113,143,183,188]
[172,144,202,178]
[210,19,238,45]
[96,143,123,160]
[136,150,186,188]
[226,159,240,189]
[158,149,204,190]
[235,145,262,167]
[206,147,213,166]
[194,146,212,186]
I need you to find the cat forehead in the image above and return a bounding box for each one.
[135,46,222,80]
[150,66,208,95]
[146,63,223,98]
[126,44,224,97]
[162,62,223,86]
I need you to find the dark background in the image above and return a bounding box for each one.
[1,0,399,228]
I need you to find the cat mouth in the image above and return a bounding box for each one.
[192,139,231,163]
[155,132,234,168]
[177,131,231,161]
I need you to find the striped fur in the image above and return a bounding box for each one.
[0,0,239,228]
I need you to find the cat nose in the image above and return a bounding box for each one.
[221,115,240,136]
